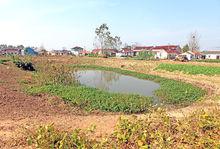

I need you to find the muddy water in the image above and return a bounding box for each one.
[75,70,160,98]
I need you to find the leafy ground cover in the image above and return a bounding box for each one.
[0,59,10,64]
[26,64,205,113]
[27,109,220,148]
[156,63,220,75]
[75,65,206,104]
[193,59,220,63]
[27,84,152,113]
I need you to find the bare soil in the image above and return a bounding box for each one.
[0,56,219,148]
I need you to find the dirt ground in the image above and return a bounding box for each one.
[0,56,220,148]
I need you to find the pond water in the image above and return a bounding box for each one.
[75,70,160,98]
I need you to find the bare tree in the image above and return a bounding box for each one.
[95,23,122,55]
[188,31,200,51]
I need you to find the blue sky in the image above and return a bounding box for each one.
[0,0,220,50]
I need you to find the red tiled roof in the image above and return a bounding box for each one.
[133,46,153,51]
[79,50,90,54]
[152,45,181,54]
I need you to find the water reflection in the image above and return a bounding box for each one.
[75,70,160,97]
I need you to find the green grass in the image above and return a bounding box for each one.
[156,63,220,75]
[192,59,220,63]
[27,65,206,113]
[0,59,10,64]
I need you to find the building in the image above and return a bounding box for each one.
[92,49,118,57]
[23,47,38,56]
[133,46,153,56]
[79,50,90,56]
[71,46,83,56]
[116,48,134,57]
[152,45,181,59]
[49,50,72,56]
[203,51,220,59]
[180,51,202,60]
[0,48,21,55]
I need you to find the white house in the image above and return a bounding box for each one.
[71,46,84,56]
[203,51,220,59]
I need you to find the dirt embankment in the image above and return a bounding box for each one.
[0,57,219,148]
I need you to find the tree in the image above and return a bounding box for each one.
[182,44,190,52]
[95,23,122,55]
[188,32,200,51]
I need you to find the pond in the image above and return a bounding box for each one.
[75,70,160,98]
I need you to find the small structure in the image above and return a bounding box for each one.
[23,47,38,56]
[49,50,72,56]
[38,49,48,56]
[116,48,134,57]
[92,49,118,57]
[79,50,90,56]
[180,51,202,60]
[0,48,21,55]
[71,46,84,56]
[203,51,220,59]
[133,46,153,56]
[152,45,181,59]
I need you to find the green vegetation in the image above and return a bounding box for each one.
[75,65,205,104]
[0,59,10,64]
[193,59,220,63]
[156,63,220,75]
[27,84,152,113]
[135,51,155,60]
[26,64,205,113]
[28,109,220,148]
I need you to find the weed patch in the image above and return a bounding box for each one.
[28,109,220,148]
[156,63,220,75]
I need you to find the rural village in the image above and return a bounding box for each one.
[1,44,220,61]
[0,1,220,149]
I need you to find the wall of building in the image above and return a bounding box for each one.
[205,54,220,59]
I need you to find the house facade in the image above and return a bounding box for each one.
[71,46,84,56]
[0,48,21,55]
[92,49,118,57]
[203,51,220,59]
[152,45,181,59]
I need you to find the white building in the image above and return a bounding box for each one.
[203,51,220,59]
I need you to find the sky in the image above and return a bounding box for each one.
[0,0,220,50]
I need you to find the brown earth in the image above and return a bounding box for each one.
[0,56,220,148]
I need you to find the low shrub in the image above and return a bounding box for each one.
[28,109,220,148]
[34,61,77,85]
[156,63,220,75]
[193,59,220,63]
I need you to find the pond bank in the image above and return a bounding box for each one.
[26,64,206,113]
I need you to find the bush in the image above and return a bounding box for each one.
[28,109,220,148]
[34,61,77,85]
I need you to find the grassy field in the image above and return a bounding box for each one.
[26,64,205,113]
[193,59,220,63]
[156,63,220,75]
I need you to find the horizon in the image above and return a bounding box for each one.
[0,0,220,50]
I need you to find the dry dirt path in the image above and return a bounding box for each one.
[0,57,220,148]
